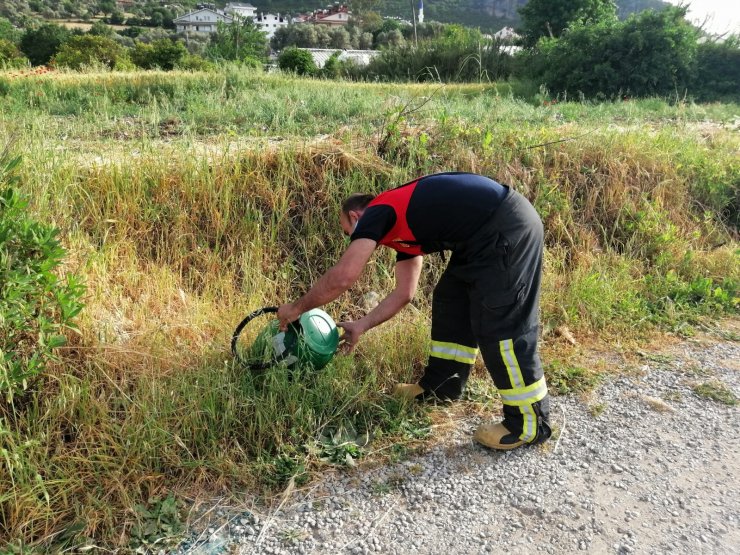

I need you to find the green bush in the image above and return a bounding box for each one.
[206,19,269,63]
[131,38,187,70]
[518,0,618,47]
[0,38,27,69]
[363,25,513,82]
[0,16,20,43]
[278,46,317,76]
[528,6,697,98]
[19,22,71,66]
[52,34,131,70]
[176,53,217,71]
[0,155,85,404]
[693,36,740,102]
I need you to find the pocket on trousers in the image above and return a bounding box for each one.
[479,284,525,338]
[483,283,524,310]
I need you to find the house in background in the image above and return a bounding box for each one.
[301,48,379,68]
[255,13,289,39]
[174,4,288,39]
[493,26,520,43]
[174,8,232,34]
[224,3,257,19]
[312,5,350,26]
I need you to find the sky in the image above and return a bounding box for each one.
[665,0,740,35]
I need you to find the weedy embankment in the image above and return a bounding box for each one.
[0,70,737,550]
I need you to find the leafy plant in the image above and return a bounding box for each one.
[545,360,600,395]
[693,381,737,406]
[528,6,698,99]
[311,422,369,467]
[0,152,85,404]
[52,35,132,70]
[278,47,317,76]
[129,494,184,551]
[267,453,309,487]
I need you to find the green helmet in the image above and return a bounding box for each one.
[246,308,340,371]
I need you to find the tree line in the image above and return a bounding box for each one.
[0,0,738,103]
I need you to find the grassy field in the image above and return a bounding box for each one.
[0,68,738,551]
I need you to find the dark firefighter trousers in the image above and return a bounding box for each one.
[418,188,550,442]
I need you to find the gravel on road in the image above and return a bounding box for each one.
[175,334,740,555]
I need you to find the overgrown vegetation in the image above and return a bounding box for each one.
[0,70,737,550]
[0,2,737,103]
[0,151,84,404]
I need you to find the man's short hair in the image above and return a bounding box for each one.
[341,193,375,215]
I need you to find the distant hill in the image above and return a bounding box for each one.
[1,0,670,32]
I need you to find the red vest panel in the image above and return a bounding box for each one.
[367,180,424,256]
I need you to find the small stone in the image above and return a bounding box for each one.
[612,464,625,473]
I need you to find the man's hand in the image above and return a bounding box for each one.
[277,302,302,331]
[338,320,367,353]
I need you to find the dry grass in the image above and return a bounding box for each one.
[1,71,738,550]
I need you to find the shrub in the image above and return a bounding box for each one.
[529,6,697,98]
[206,19,269,62]
[0,154,84,404]
[693,36,740,102]
[0,38,27,68]
[131,38,187,70]
[363,25,512,82]
[176,53,217,71]
[0,16,20,43]
[52,34,131,70]
[20,22,71,66]
[518,0,618,47]
[278,47,317,76]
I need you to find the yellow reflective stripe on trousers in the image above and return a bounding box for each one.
[430,340,478,365]
[499,339,525,388]
[497,377,548,407]
[499,339,537,442]
[520,404,536,442]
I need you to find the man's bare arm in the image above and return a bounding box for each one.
[278,238,377,328]
[337,255,423,351]
[356,256,423,331]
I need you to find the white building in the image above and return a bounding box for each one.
[301,48,379,68]
[225,3,257,19]
[493,26,520,43]
[255,13,289,39]
[174,8,233,34]
[174,4,287,39]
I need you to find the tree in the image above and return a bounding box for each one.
[693,36,740,102]
[359,32,373,50]
[0,17,20,43]
[108,10,125,25]
[88,21,115,37]
[52,34,131,70]
[0,38,27,68]
[518,0,618,47]
[206,19,268,62]
[131,38,187,70]
[97,0,117,16]
[328,27,351,49]
[271,24,318,50]
[277,47,317,75]
[357,10,382,33]
[20,23,71,66]
[530,6,697,98]
[376,29,405,48]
